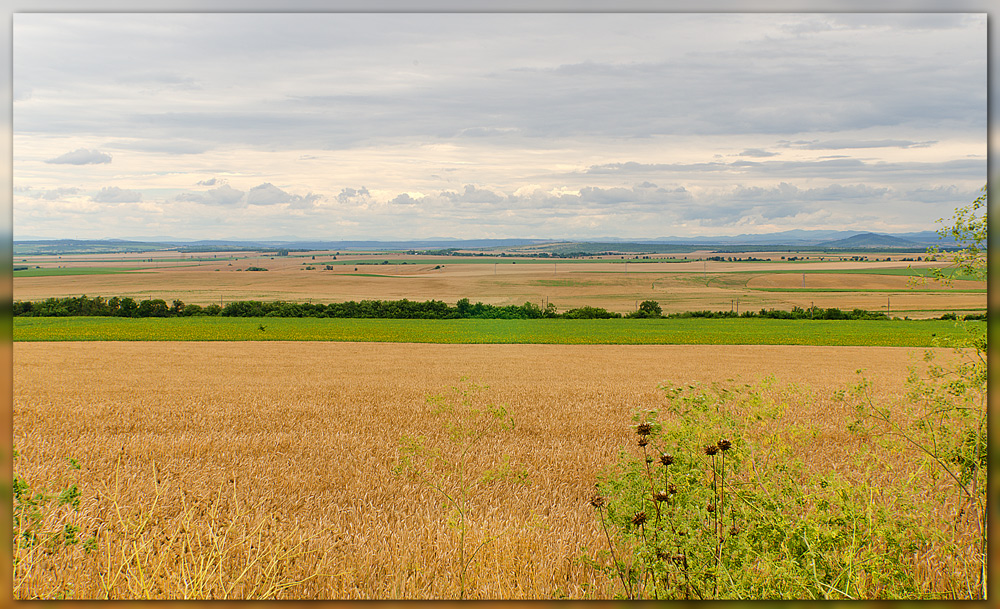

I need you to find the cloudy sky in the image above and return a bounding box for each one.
[12,11,986,241]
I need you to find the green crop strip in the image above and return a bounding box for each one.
[12,317,981,347]
[749,288,986,293]
[330,273,415,278]
[723,267,982,280]
[13,267,148,277]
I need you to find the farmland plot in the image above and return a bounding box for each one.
[13,341,974,599]
[13,251,985,318]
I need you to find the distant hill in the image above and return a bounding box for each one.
[13,230,961,256]
[817,232,919,249]
[13,239,177,255]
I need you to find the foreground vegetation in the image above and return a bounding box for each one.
[593,339,985,599]
[13,343,985,599]
[11,315,981,347]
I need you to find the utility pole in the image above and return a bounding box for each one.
[887,296,890,318]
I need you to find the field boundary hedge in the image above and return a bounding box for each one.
[11,295,986,322]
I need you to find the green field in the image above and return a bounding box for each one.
[12,316,982,347]
[749,288,986,293]
[13,267,148,277]
[726,267,981,280]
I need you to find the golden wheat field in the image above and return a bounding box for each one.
[12,341,976,600]
[13,249,985,317]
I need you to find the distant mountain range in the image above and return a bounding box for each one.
[816,232,925,248]
[13,230,962,255]
[641,229,954,247]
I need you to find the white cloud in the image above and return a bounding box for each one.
[389,193,419,206]
[738,148,778,157]
[780,139,936,150]
[441,184,504,204]
[92,186,142,203]
[245,182,321,208]
[45,148,112,165]
[175,184,245,206]
[16,186,81,200]
[336,186,370,203]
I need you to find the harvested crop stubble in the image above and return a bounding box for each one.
[13,342,955,599]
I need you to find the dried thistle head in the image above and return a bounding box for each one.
[706,502,715,513]
[660,453,674,466]
[717,438,732,452]
[654,490,669,502]
[589,494,606,509]
[631,511,648,526]
[636,422,653,437]
[704,444,719,456]
[638,437,650,448]
[668,483,677,495]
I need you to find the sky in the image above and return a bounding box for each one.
[11,10,987,241]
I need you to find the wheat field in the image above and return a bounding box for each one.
[12,341,969,599]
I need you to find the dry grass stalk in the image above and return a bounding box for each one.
[13,341,965,598]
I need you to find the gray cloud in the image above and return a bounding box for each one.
[175,184,245,206]
[441,184,504,204]
[92,186,143,203]
[337,186,370,203]
[105,139,209,155]
[456,126,521,138]
[780,139,936,150]
[903,185,973,204]
[14,14,984,149]
[586,161,731,174]
[16,186,82,200]
[584,158,985,181]
[246,182,321,208]
[45,148,112,165]
[11,13,986,241]
[738,148,778,157]
[576,185,692,207]
[727,182,889,202]
[390,193,419,206]
[397,183,694,219]
[246,183,291,205]
[117,71,199,90]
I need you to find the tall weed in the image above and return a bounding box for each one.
[592,375,976,599]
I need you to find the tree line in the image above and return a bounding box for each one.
[10,295,983,321]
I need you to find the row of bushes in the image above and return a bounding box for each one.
[11,295,983,321]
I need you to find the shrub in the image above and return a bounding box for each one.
[591,376,971,600]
